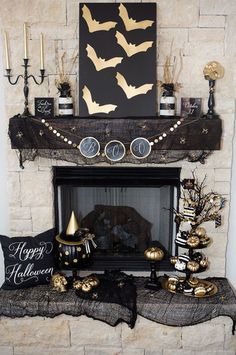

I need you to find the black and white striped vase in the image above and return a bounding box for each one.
[58,82,74,117]
[160,83,176,117]
[58,96,73,116]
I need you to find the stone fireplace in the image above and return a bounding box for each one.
[1,0,236,354]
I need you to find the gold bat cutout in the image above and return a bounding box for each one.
[116,72,153,99]
[119,4,154,31]
[115,31,153,57]
[82,86,117,115]
[86,44,123,72]
[82,5,117,33]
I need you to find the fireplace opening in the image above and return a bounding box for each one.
[53,167,180,271]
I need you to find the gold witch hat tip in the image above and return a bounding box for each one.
[66,211,79,236]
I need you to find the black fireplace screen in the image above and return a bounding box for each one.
[54,167,180,270]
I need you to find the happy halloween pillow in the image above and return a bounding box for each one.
[0,229,55,290]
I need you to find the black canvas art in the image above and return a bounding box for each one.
[79,3,157,118]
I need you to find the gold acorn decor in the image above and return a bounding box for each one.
[55,211,97,278]
[144,247,164,290]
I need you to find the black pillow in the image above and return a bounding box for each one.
[0,229,55,290]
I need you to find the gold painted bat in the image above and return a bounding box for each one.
[115,31,153,57]
[86,44,123,71]
[82,5,117,33]
[119,4,154,31]
[82,86,117,115]
[116,72,153,99]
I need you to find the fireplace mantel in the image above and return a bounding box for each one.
[8,115,222,166]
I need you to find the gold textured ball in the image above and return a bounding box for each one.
[186,236,200,248]
[187,261,200,272]
[195,227,206,238]
[144,247,164,261]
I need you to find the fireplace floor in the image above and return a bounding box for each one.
[0,276,235,332]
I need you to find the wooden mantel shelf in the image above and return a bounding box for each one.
[9,115,222,151]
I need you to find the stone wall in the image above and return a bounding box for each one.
[1,0,236,353]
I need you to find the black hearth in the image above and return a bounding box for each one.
[53,167,180,270]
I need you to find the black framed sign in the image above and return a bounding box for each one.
[79,3,157,118]
[35,98,54,118]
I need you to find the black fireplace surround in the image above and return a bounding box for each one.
[53,167,181,271]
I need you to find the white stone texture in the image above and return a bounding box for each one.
[199,15,226,28]
[122,317,181,349]
[31,206,54,232]
[20,170,53,208]
[225,15,236,57]
[214,169,231,182]
[7,172,21,207]
[0,347,13,355]
[70,317,122,347]
[85,347,144,355]
[189,28,225,43]
[14,347,85,355]
[157,0,199,28]
[200,0,236,15]
[181,320,225,350]
[0,317,70,347]
[1,0,67,27]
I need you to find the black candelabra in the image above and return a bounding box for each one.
[5,58,46,117]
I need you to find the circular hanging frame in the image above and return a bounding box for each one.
[104,140,126,162]
[79,136,100,159]
[130,137,152,159]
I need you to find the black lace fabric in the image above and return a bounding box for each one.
[0,275,236,331]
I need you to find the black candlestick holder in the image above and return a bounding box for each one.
[206,79,215,119]
[5,58,46,117]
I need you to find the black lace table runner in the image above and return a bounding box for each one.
[0,276,235,331]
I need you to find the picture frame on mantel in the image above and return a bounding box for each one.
[34,97,54,118]
[79,2,157,118]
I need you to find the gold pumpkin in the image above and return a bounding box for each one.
[144,247,164,261]
[186,236,200,248]
[194,227,206,238]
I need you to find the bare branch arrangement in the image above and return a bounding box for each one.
[158,41,183,92]
[55,48,78,92]
[174,172,226,228]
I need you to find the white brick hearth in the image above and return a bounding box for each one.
[0,0,236,354]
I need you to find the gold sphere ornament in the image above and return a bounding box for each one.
[144,247,164,261]
[203,61,224,81]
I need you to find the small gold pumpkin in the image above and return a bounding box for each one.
[186,236,200,248]
[144,247,164,261]
[187,261,200,272]
[194,227,206,238]
[170,256,178,265]
[200,258,208,268]
[188,277,199,287]
[85,276,100,288]
[168,282,176,291]
[194,286,206,297]
[82,282,93,293]
[200,236,211,246]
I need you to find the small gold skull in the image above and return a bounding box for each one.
[203,61,224,80]
[51,273,68,293]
